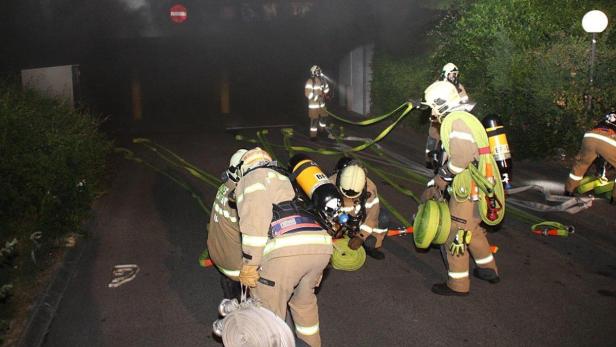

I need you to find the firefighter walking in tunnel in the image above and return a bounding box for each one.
[305,65,330,139]
[421,81,500,296]
[330,157,388,259]
[565,110,616,204]
[235,147,332,346]
[425,63,470,169]
[206,149,247,300]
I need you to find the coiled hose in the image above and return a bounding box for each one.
[331,236,366,271]
[441,111,506,225]
[220,298,296,347]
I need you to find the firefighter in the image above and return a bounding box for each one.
[206,149,247,300]
[425,63,470,169]
[565,111,616,204]
[421,81,500,296]
[235,147,332,347]
[330,157,387,260]
[305,65,330,139]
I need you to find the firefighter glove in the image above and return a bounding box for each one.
[239,264,260,288]
[449,229,472,256]
[348,236,364,250]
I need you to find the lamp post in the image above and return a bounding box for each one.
[582,10,608,112]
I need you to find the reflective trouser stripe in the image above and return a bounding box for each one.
[360,224,373,233]
[584,132,616,148]
[216,265,240,278]
[296,323,319,336]
[448,271,469,279]
[309,104,324,109]
[474,254,494,265]
[242,235,268,247]
[569,173,583,181]
[372,228,387,234]
[263,234,331,255]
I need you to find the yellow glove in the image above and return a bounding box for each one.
[239,264,260,288]
[449,229,472,256]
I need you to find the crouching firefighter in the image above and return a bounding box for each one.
[421,81,506,296]
[305,65,330,139]
[235,147,333,347]
[330,157,387,260]
[206,149,247,300]
[565,110,616,204]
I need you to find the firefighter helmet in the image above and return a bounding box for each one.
[422,81,462,122]
[310,65,322,77]
[336,158,367,199]
[239,147,272,177]
[440,63,459,85]
[605,111,616,125]
[227,149,248,183]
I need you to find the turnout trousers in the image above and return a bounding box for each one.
[252,254,331,347]
[446,198,498,293]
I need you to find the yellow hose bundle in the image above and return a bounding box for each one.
[331,236,366,271]
[441,111,506,226]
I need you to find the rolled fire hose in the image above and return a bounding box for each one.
[216,288,296,347]
[331,236,366,271]
[441,111,506,225]
[412,200,450,249]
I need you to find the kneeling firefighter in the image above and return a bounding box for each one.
[206,149,247,300]
[235,147,332,347]
[421,81,505,296]
[330,157,387,260]
[565,111,616,204]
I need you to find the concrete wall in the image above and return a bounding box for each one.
[337,43,374,116]
[21,65,80,107]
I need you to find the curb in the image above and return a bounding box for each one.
[16,215,96,347]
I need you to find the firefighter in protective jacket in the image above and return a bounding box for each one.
[565,111,616,204]
[425,63,470,169]
[421,81,500,296]
[235,147,332,347]
[206,149,246,300]
[305,65,330,139]
[329,157,387,259]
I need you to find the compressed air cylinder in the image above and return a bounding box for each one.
[288,154,342,216]
[482,114,513,190]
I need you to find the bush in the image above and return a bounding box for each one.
[0,79,112,341]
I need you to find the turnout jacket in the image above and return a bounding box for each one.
[236,167,332,267]
[206,180,242,279]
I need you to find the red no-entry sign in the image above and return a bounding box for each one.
[170,4,187,23]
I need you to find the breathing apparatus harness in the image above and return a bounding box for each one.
[334,159,369,238]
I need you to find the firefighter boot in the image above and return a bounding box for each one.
[431,283,469,296]
[473,267,500,284]
[364,235,385,260]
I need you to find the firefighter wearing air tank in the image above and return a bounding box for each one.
[421,81,505,296]
[305,65,330,139]
[330,157,387,260]
[206,149,247,300]
[565,111,616,204]
[425,63,470,169]
[235,147,332,347]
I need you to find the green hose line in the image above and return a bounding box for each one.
[576,176,599,194]
[281,128,296,158]
[115,147,211,215]
[594,180,613,195]
[378,194,411,227]
[134,138,222,189]
[331,236,366,271]
[368,165,421,204]
[531,221,574,237]
[440,111,506,226]
[326,102,411,126]
[256,129,279,162]
[234,134,259,144]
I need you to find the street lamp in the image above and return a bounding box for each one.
[582,10,608,111]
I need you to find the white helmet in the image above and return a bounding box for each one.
[337,163,367,199]
[310,65,322,77]
[238,147,272,177]
[423,81,462,122]
[440,62,459,85]
[227,149,248,182]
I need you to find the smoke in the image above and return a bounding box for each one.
[120,0,149,11]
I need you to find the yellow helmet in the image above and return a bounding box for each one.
[337,162,367,199]
[227,149,248,182]
[239,147,272,177]
[310,65,322,77]
[422,81,462,122]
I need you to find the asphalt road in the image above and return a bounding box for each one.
[40,109,616,347]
